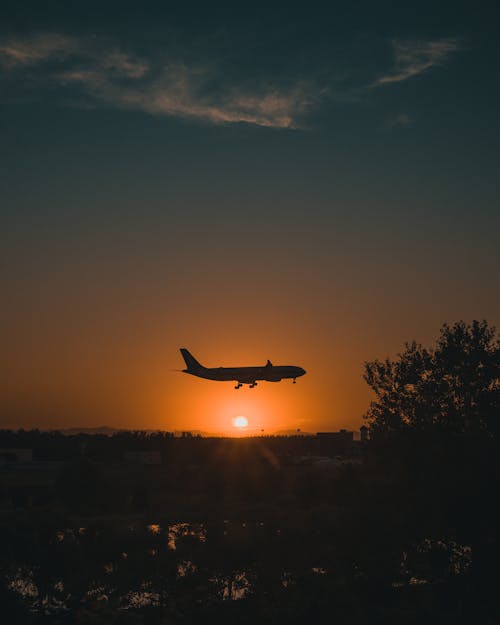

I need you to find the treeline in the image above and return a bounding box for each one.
[0,429,355,463]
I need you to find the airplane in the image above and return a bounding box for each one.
[179,348,306,389]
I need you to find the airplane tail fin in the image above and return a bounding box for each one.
[180,348,204,372]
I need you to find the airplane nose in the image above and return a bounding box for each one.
[299,368,306,376]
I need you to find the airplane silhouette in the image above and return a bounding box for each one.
[180,348,306,389]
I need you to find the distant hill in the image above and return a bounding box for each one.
[48,426,317,438]
[57,426,124,436]
[271,429,313,437]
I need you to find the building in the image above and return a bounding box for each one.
[0,448,33,466]
[315,430,354,455]
[316,429,354,442]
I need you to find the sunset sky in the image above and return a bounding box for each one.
[2,2,499,433]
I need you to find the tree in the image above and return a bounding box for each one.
[364,320,500,439]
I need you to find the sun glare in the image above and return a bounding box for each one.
[233,416,248,429]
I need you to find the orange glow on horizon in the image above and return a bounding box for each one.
[2,298,377,433]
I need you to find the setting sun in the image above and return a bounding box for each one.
[233,416,248,429]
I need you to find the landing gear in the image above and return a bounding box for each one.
[293,378,296,384]
[234,381,257,389]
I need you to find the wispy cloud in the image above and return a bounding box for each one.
[0,33,462,126]
[0,33,314,128]
[387,112,414,127]
[0,32,76,67]
[0,33,150,79]
[373,38,460,86]
[60,63,313,128]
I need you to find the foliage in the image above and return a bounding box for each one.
[364,320,500,437]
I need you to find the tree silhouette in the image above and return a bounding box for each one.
[364,320,500,439]
[363,320,500,609]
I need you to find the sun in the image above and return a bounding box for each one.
[233,416,248,429]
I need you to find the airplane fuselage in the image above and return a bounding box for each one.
[179,348,306,388]
[185,365,305,384]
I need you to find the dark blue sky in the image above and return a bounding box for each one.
[2,1,499,430]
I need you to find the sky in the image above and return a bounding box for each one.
[1,1,500,434]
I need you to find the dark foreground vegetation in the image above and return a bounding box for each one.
[1,321,499,624]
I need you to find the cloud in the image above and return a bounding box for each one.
[60,62,312,128]
[373,38,460,86]
[387,113,414,127]
[0,33,150,79]
[0,32,77,67]
[0,33,461,126]
[99,51,150,79]
[0,33,313,128]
